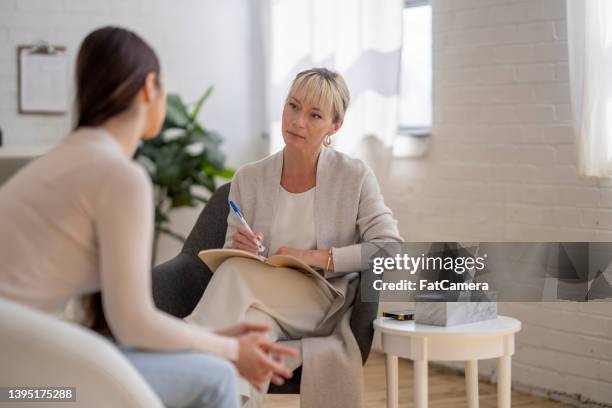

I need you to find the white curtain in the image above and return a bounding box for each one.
[260,0,403,166]
[567,0,612,177]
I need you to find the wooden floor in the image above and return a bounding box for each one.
[265,352,573,407]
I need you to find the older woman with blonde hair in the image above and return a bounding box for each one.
[187,67,402,406]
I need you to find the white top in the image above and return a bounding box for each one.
[0,127,238,361]
[374,316,521,337]
[268,186,317,255]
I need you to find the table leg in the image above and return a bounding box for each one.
[414,359,428,408]
[385,354,399,408]
[497,356,511,408]
[465,360,479,408]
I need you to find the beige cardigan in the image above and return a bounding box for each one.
[224,146,402,273]
[223,146,402,407]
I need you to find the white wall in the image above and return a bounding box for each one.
[0,0,267,262]
[380,0,612,406]
[0,0,265,166]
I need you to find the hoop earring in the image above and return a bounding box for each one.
[324,134,332,146]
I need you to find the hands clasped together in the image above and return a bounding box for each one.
[215,322,298,391]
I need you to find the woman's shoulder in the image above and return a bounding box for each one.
[109,158,150,183]
[232,148,373,184]
[322,147,372,178]
[91,153,151,198]
[233,150,282,180]
[66,127,150,184]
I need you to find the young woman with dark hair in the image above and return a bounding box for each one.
[0,26,296,408]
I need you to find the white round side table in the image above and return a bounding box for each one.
[374,315,521,408]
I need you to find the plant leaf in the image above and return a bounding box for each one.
[171,190,194,207]
[165,94,190,127]
[205,147,227,171]
[215,168,235,179]
[192,171,216,191]
[202,163,234,179]
[136,88,231,242]
[155,208,169,225]
[190,85,214,121]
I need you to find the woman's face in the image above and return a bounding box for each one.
[281,94,341,152]
[142,73,167,140]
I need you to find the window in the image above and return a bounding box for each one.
[567,0,612,177]
[398,0,432,136]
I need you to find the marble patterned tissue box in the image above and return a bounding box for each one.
[415,291,497,326]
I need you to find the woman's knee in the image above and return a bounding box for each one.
[218,257,248,273]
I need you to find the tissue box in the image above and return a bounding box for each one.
[415,291,497,326]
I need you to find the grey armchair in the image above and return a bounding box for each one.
[151,183,379,394]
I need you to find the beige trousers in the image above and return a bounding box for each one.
[186,258,334,406]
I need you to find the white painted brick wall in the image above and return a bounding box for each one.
[381,0,612,406]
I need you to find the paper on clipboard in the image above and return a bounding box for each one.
[18,46,68,114]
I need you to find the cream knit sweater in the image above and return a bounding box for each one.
[0,127,238,360]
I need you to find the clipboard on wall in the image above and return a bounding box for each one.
[17,42,68,115]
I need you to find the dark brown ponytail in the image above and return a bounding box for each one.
[75,26,160,129]
[76,26,160,336]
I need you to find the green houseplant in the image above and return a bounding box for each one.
[135,86,233,262]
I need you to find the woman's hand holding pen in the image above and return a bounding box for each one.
[232,228,264,254]
[229,200,265,253]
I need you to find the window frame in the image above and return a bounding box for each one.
[398,0,432,138]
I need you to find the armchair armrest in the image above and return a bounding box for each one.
[152,252,212,318]
[349,276,380,364]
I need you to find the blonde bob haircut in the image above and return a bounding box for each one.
[287,67,350,126]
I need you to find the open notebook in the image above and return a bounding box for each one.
[198,248,341,297]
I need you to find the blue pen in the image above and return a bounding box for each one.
[229,199,265,253]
